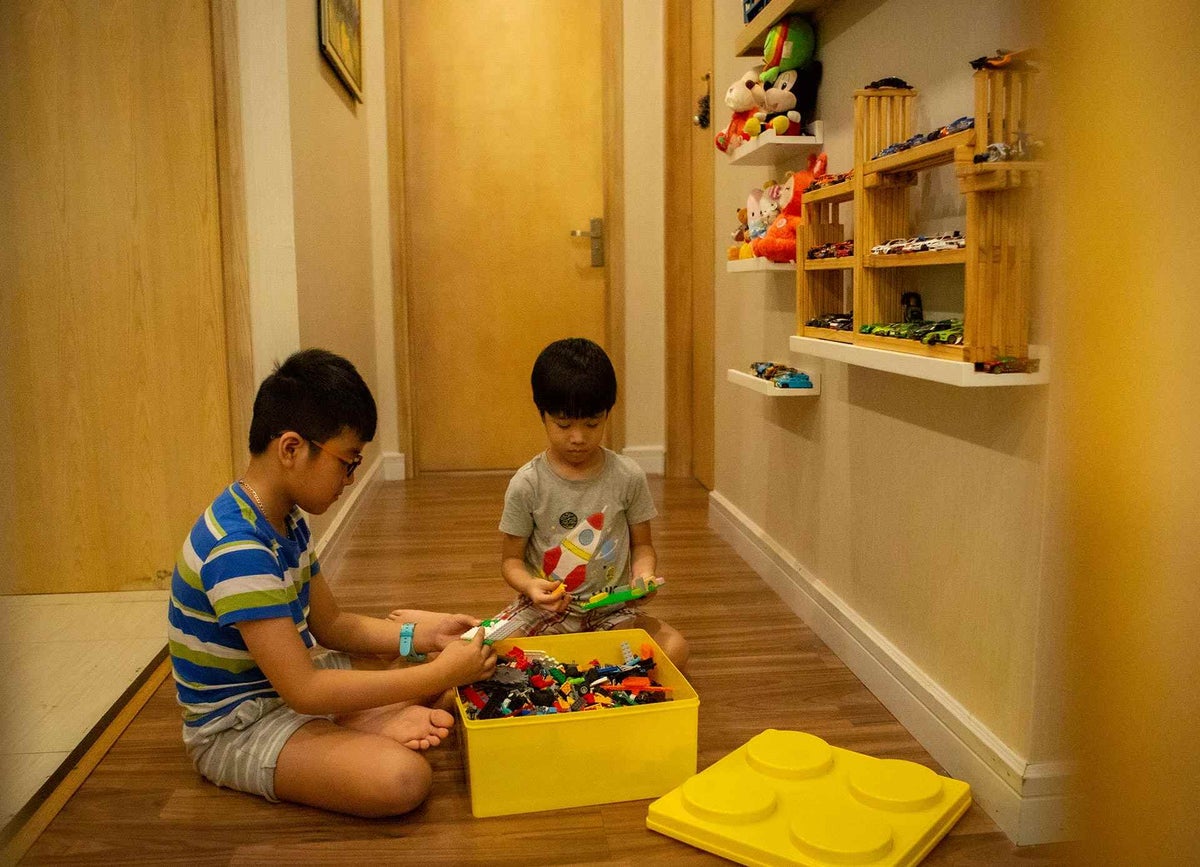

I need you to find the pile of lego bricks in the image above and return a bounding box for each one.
[458,642,674,720]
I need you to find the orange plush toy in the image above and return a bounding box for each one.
[751,152,828,263]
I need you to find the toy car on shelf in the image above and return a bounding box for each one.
[750,361,798,381]
[975,356,1040,374]
[920,321,965,345]
[968,48,1035,71]
[922,116,974,143]
[773,372,813,389]
[807,239,854,259]
[859,317,961,343]
[805,312,854,331]
[865,76,912,90]
[925,231,966,251]
[871,232,964,255]
[872,116,975,158]
[805,169,853,192]
[870,238,907,255]
[871,134,925,160]
[903,231,965,252]
[973,130,1045,163]
[974,142,1011,163]
[900,235,932,253]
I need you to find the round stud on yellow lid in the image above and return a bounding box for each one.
[789,804,894,864]
[680,772,777,825]
[848,758,944,812]
[745,729,834,780]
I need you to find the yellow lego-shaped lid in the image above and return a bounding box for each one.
[646,729,971,866]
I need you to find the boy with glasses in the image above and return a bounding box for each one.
[168,348,495,816]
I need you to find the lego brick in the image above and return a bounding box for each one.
[647,729,971,866]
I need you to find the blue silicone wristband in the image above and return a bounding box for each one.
[399,622,426,662]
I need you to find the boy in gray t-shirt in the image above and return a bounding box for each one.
[490,338,688,669]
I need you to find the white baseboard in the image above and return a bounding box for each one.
[314,454,383,562]
[382,450,406,481]
[708,489,1077,846]
[622,445,665,475]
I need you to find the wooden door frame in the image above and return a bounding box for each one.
[664,0,714,483]
[383,2,626,477]
[210,0,254,473]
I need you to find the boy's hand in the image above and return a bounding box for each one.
[529,578,570,613]
[426,613,481,650]
[434,629,496,685]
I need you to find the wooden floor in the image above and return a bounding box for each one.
[20,474,1073,864]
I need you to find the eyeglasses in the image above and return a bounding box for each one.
[306,438,363,479]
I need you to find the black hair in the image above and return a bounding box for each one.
[247,348,377,454]
[530,337,617,419]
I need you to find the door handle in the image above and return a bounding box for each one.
[694,72,712,128]
[569,217,604,267]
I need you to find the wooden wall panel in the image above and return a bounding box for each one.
[664,0,715,486]
[0,0,232,593]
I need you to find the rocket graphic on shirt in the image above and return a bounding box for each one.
[539,509,605,592]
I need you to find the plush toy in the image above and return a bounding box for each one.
[742,181,783,258]
[760,15,815,84]
[757,179,783,232]
[754,15,823,133]
[745,188,767,242]
[752,152,829,263]
[749,67,804,137]
[714,67,764,153]
[728,207,749,260]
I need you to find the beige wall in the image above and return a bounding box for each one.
[233,1,392,540]
[622,2,666,462]
[712,0,1059,767]
[287,0,377,384]
[287,0,380,530]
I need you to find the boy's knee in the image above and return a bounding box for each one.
[666,632,689,667]
[360,750,433,817]
[654,625,688,668]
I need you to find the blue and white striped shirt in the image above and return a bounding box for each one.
[168,484,319,727]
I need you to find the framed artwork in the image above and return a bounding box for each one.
[318,0,363,102]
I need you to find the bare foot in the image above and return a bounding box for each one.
[385,705,454,750]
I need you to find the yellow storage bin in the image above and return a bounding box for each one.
[455,628,699,818]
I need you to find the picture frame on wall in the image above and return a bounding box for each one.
[318,0,363,102]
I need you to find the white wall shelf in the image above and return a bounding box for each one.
[729,121,824,166]
[789,336,1049,387]
[727,257,795,272]
[727,368,821,396]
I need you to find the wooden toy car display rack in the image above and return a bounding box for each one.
[796,65,1041,363]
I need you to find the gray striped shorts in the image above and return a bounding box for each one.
[181,649,353,802]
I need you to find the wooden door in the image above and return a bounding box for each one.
[0,0,233,594]
[398,1,609,472]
